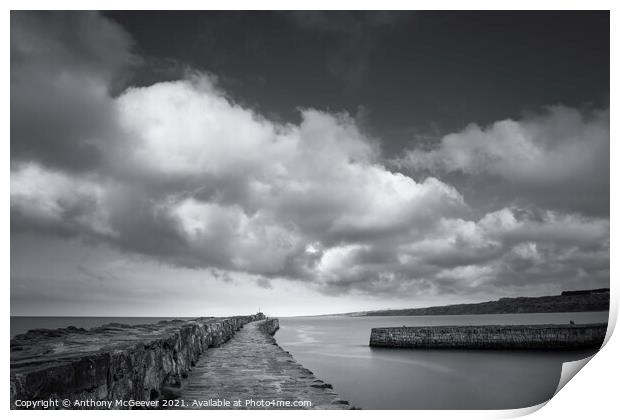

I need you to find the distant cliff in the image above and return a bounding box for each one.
[357,291,609,317]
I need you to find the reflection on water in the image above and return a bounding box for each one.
[276,312,608,409]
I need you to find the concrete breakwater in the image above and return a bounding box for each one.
[10,314,264,408]
[369,323,608,350]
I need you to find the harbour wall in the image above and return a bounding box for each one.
[259,317,280,336]
[369,323,608,350]
[11,314,264,408]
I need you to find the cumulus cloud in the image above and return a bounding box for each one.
[11,163,115,237]
[398,106,609,216]
[315,207,608,296]
[11,74,467,281]
[10,11,609,301]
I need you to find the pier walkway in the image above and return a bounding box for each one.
[178,319,350,410]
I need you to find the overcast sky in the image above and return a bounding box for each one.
[10,11,609,316]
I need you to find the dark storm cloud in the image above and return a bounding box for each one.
[106,10,608,158]
[284,11,407,86]
[10,11,609,303]
[10,11,135,172]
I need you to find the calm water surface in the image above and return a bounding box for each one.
[276,312,608,410]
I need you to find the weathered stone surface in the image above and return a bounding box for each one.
[369,323,608,349]
[10,314,264,408]
[179,319,351,409]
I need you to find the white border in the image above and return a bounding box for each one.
[3,2,616,419]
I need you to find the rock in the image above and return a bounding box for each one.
[311,383,333,389]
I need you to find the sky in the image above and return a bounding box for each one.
[10,11,609,316]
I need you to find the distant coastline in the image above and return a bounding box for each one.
[344,290,610,317]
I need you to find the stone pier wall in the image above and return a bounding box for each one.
[259,318,280,336]
[369,323,607,350]
[11,314,264,407]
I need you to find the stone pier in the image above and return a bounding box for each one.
[11,315,264,408]
[369,323,608,350]
[179,319,350,409]
[10,315,350,410]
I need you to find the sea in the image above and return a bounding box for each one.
[11,311,609,410]
[276,312,609,409]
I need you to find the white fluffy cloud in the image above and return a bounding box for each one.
[10,12,609,301]
[105,77,466,276]
[11,75,468,285]
[11,163,115,237]
[10,74,610,298]
[398,106,609,215]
